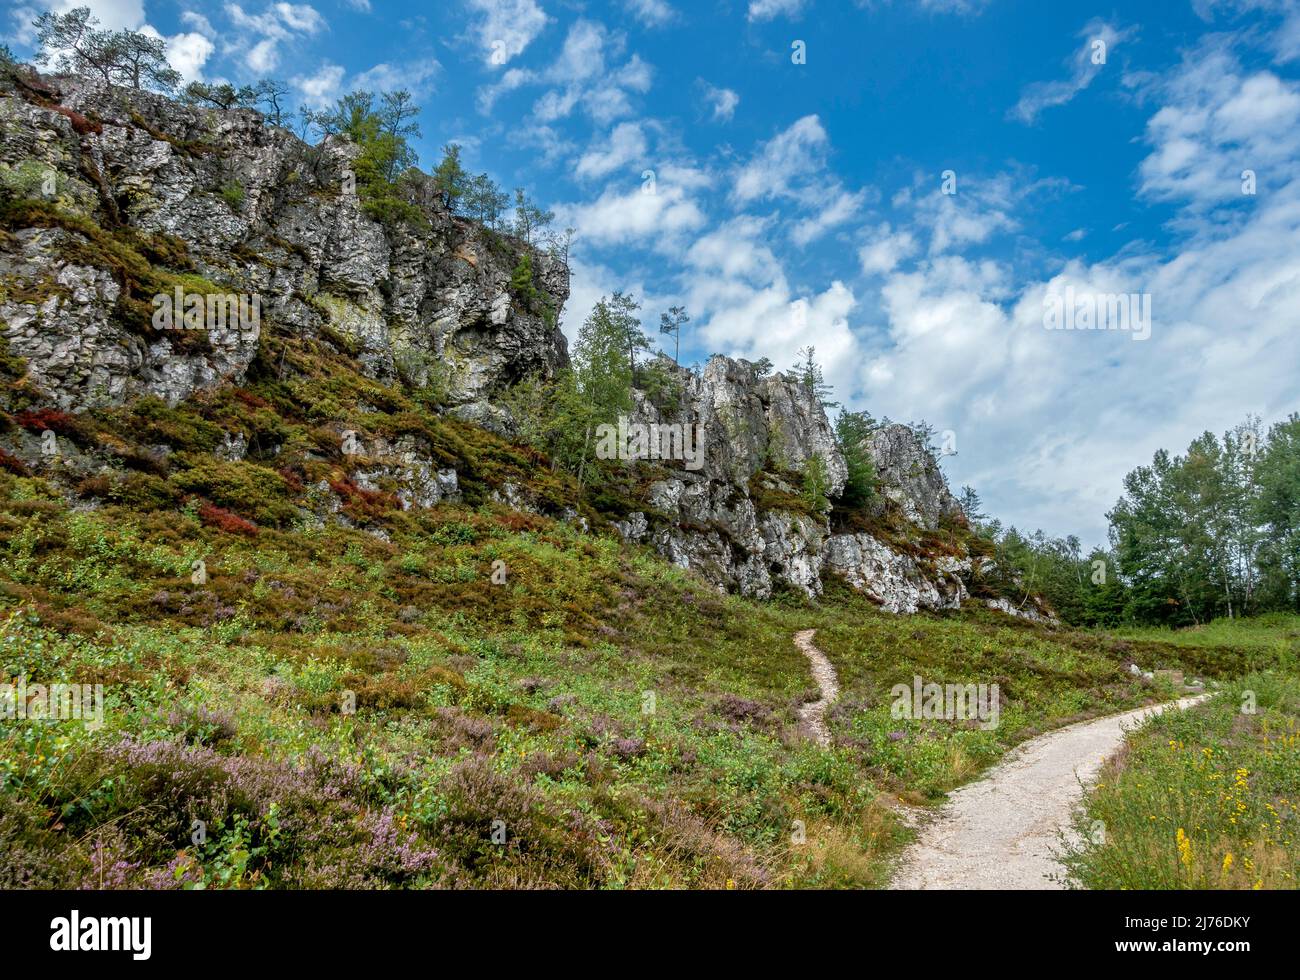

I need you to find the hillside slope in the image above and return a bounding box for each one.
[0,70,1242,889]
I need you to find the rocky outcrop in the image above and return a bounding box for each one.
[0,74,568,412]
[866,424,962,530]
[0,73,1050,622]
[600,354,1027,614]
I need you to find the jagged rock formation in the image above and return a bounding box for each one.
[0,74,568,415]
[0,72,1051,622]
[609,354,1029,614]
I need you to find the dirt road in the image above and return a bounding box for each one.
[890,696,1208,889]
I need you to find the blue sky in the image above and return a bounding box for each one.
[7,0,1300,545]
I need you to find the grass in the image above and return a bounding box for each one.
[1060,617,1300,889]
[3,465,1279,889]
[1,198,1294,888]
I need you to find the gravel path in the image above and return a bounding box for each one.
[889,696,1209,889]
[794,629,839,747]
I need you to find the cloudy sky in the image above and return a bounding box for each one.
[7,0,1299,545]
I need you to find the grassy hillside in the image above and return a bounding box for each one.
[1062,616,1300,889]
[0,262,1292,887]
[3,451,1277,889]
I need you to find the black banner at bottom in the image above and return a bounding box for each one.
[0,887,1281,967]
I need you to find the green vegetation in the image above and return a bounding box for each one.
[3,271,1277,886]
[973,415,1300,627]
[2,457,1266,888]
[835,410,877,509]
[302,89,426,226]
[33,6,180,92]
[220,180,244,211]
[1062,616,1300,889]
[658,305,689,366]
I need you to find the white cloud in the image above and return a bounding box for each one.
[558,176,707,247]
[466,0,548,67]
[701,81,739,122]
[1137,44,1300,210]
[575,122,648,179]
[161,31,214,80]
[790,187,868,246]
[483,20,652,124]
[858,224,919,275]
[224,2,328,75]
[856,50,1300,542]
[747,0,804,22]
[292,62,344,106]
[36,0,144,30]
[1193,0,1300,64]
[1010,19,1136,124]
[180,11,216,36]
[476,66,531,113]
[354,59,441,95]
[624,0,675,27]
[733,115,828,203]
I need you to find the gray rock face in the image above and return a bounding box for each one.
[352,435,462,511]
[0,75,568,410]
[866,424,962,530]
[0,74,1050,621]
[605,355,995,612]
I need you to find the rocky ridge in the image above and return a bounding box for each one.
[0,72,1052,622]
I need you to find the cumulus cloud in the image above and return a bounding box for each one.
[575,122,648,179]
[225,2,328,75]
[732,115,829,203]
[856,49,1300,542]
[858,223,920,276]
[466,0,548,67]
[624,0,676,27]
[157,30,213,80]
[479,19,652,124]
[557,173,708,248]
[747,0,804,22]
[700,81,739,122]
[354,59,441,95]
[292,62,344,106]
[1136,43,1300,210]
[33,0,144,30]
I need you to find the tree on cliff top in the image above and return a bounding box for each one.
[34,7,180,92]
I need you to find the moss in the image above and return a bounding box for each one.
[220,180,245,210]
[119,396,224,452]
[169,455,296,525]
[0,334,28,383]
[128,110,216,157]
[748,469,814,517]
[109,471,180,511]
[0,199,230,345]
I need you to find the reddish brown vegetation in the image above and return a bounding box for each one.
[50,104,103,135]
[198,501,260,537]
[0,448,30,476]
[14,408,79,434]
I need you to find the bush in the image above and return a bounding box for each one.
[170,457,295,525]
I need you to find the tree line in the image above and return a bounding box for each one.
[968,415,1300,626]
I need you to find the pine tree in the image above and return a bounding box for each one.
[792,346,838,410]
[659,306,689,365]
[432,144,469,212]
[835,410,876,508]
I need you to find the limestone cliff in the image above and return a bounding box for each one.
[0,71,1051,622]
[0,73,568,418]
